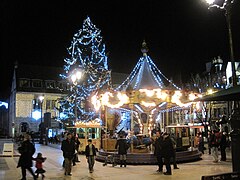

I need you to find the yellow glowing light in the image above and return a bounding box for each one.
[156,90,168,100]
[75,120,101,128]
[171,91,183,106]
[96,92,129,109]
[139,89,155,97]
[141,101,156,107]
[91,94,101,111]
[188,93,196,101]
[207,89,214,95]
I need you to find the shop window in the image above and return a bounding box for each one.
[78,128,85,139]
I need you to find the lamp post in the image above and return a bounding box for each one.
[205,0,240,172]
[206,0,237,86]
[70,69,83,121]
[39,96,44,144]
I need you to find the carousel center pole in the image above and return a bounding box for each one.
[130,104,134,153]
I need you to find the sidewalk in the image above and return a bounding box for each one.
[0,139,233,180]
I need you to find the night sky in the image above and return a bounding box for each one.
[1,0,240,100]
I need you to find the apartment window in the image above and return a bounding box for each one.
[57,82,68,91]
[45,81,55,89]
[46,100,56,110]
[32,99,41,110]
[32,80,42,88]
[19,79,30,88]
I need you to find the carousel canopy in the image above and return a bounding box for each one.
[116,41,180,91]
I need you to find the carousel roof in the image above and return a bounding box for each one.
[116,41,180,91]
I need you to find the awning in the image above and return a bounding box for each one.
[196,85,240,101]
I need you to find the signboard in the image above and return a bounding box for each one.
[3,143,14,157]
[182,137,190,146]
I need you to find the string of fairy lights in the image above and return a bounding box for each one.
[116,55,180,91]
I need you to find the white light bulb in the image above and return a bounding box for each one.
[206,0,215,4]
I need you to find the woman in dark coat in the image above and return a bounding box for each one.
[17,134,37,180]
[161,133,174,175]
[153,131,164,172]
[115,135,128,167]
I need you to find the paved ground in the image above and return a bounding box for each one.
[0,139,234,180]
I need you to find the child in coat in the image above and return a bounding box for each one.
[33,152,47,179]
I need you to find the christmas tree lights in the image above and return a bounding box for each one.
[60,17,111,123]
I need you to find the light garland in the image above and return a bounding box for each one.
[91,89,201,110]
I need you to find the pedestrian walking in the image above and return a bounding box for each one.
[170,133,179,169]
[17,134,37,180]
[61,132,75,176]
[161,132,174,175]
[207,131,212,155]
[153,131,163,173]
[85,139,97,173]
[72,135,80,166]
[210,129,221,163]
[33,152,47,179]
[115,134,128,167]
[197,132,205,154]
[220,132,227,161]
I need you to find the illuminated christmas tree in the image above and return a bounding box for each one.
[60,17,111,123]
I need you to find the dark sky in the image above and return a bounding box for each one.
[1,0,240,100]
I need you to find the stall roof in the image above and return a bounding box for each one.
[196,85,240,101]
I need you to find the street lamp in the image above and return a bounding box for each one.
[71,70,83,85]
[205,0,237,86]
[70,69,83,121]
[39,95,44,144]
[205,0,240,172]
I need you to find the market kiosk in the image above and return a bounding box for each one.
[73,121,101,153]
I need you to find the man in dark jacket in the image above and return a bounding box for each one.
[170,133,179,169]
[17,134,37,180]
[153,131,163,172]
[61,133,75,176]
[162,133,174,175]
[115,134,128,167]
[220,132,227,161]
[85,139,97,173]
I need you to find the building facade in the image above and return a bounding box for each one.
[9,63,129,138]
[9,64,68,137]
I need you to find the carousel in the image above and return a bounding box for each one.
[91,41,203,164]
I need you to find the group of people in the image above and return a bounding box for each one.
[208,129,228,163]
[153,131,179,175]
[16,131,97,179]
[61,132,97,175]
[17,134,46,180]
[17,130,183,179]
